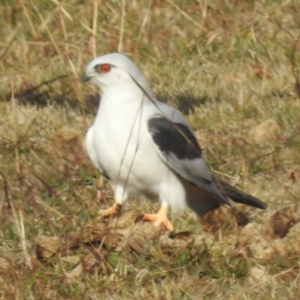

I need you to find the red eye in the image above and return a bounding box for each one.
[100,64,111,73]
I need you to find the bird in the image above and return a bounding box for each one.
[82,53,267,232]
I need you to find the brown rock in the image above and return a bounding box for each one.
[271,207,299,238]
[249,119,280,144]
[36,237,61,262]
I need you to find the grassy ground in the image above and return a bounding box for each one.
[1,0,300,299]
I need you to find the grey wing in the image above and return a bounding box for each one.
[147,109,230,207]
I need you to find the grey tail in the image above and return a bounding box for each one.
[215,178,268,210]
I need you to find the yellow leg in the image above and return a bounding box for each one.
[138,205,174,232]
[99,202,122,217]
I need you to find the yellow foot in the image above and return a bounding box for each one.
[99,203,122,218]
[136,206,174,232]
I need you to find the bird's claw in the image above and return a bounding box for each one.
[99,203,122,218]
[136,213,174,232]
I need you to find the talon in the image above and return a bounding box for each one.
[136,205,174,232]
[99,202,122,218]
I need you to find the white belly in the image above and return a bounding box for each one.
[90,116,164,192]
[85,99,187,213]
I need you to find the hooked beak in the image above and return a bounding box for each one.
[82,72,91,83]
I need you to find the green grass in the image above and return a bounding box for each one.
[1,0,300,299]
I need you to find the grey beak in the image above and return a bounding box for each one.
[82,73,91,83]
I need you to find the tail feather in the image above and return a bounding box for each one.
[215,178,267,210]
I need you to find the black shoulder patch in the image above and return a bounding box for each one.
[148,117,202,160]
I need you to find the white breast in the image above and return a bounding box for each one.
[86,94,187,213]
[85,126,100,170]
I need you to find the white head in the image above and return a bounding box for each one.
[82,53,153,98]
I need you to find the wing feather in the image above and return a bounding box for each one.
[147,115,229,206]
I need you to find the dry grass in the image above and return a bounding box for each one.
[1,0,300,299]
